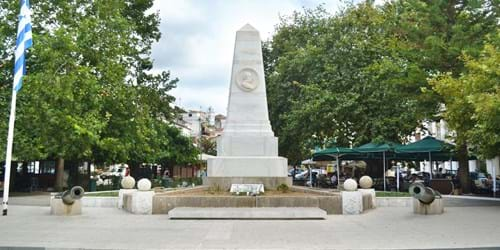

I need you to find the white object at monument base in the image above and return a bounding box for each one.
[342,191,363,215]
[343,178,358,191]
[50,197,82,216]
[359,188,376,208]
[207,23,288,180]
[230,184,265,195]
[123,191,154,215]
[137,178,151,191]
[118,189,137,209]
[121,176,136,189]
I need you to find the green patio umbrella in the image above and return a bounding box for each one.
[312,146,360,190]
[355,141,402,191]
[395,136,455,179]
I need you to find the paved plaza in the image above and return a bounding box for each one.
[1,202,500,250]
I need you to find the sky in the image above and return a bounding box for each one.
[150,0,355,115]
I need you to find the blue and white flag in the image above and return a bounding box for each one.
[13,0,33,92]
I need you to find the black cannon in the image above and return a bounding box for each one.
[58,186,84,205]
[409,182,441,204]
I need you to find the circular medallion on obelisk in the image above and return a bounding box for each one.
[236,68,259,92]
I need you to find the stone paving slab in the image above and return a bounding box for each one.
[168,207,327,219]
[1,205,500,249]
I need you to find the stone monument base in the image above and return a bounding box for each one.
[203,177,292,190]
[413,198,444,215]
[50,197,82,216]
[118,189,137,209]
[123,191,154,215]
[341,191,363,215]
[207,156,288,177]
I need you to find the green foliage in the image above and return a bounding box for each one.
[276,183,289,193]
[161,177,202,188]
[376,191,411,197]
[0,0,199,169]
[199,136,217,156]
[85,191,119,197]
[431,33,500,159]
[207,184,224,194]
[264,0,498,169]
[264,3,433,163]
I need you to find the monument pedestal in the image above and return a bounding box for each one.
[208,156,287,177]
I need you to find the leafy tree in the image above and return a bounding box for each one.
[199,136,217,156]
[264,1,498,193]
[388,0,499,193]
[264,3,434,164]
[431,33,500,160]
[0,0,198,189]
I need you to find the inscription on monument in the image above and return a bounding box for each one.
[236,68,259,91]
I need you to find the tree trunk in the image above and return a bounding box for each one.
[87,162,92,190]
[457,144,471,194]
[54,158,65,192]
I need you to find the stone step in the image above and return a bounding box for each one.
[168,207,326,220]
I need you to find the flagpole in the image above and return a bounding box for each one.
[2,0,33,216]
[2,90,18,216]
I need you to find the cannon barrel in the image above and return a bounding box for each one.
[409,182,440,204]
[61,186,84,205]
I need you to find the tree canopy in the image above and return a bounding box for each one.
[0,0,198,170]
[431,32,500,159]
[264,0,498,179]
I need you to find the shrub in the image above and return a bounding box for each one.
[276,183,289,193]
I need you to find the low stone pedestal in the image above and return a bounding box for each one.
[413,198,444,215]
[359,188,376,208]
[50,197,82,216]
[341,191,363,215]
[123,191,154,214]
[168,207,326,220]
[118,189,137,209]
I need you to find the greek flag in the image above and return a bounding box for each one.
[13,0,33,92]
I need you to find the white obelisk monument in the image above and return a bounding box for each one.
[206,24,290,189]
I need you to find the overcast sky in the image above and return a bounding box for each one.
[150,0,355,115]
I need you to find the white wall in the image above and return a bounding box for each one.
[486,156,500,176]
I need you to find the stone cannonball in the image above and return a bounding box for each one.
[359,175,373,189]
[343,178,358,191]
[137,178,152,191]
[120,176,136,189]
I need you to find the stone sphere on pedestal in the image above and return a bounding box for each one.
[359,175,373,189]
[343,178,358,191]
[121,176,136,189]
[137,178,152,191]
